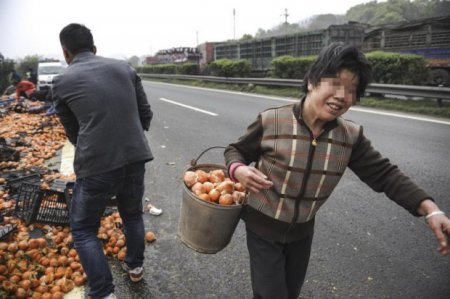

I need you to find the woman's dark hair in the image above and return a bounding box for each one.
[302,42,372,100]
[59,23,94,55]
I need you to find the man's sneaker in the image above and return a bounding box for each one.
[121,262,144,282]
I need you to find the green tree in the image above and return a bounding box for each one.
[0,53,16,94]
[255,28,267,38]
[128,55,141,67]
[239,34,253,41]
[347,0,450,25]
[307,14,347,31]
[16,55,40,78]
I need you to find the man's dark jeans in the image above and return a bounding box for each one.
[69,161,146,299]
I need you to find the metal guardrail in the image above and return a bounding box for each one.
[139,74,450,100]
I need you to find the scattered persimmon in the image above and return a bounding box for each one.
[145,231,156,243]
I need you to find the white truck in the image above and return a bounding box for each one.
[37,61,66,91]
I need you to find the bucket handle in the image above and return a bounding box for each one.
[190,146,227,167]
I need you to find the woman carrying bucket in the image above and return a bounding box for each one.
[224,42,450,299]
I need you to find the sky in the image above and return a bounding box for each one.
[0,0,376,61]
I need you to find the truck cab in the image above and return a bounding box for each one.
[37,61,66,91]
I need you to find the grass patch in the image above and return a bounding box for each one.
[358,98,450,118]
[145,78,450,119]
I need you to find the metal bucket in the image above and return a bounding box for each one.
[178,147,243,254]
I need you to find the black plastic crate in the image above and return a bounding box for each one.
[0,144,20,162]
[6,173,41,195]
[0,199,15,223]
[0,136,29,147]
[34,188,69,226]
[1,168,39,180]
[14,182,70,226]
[14,183,41,225]
[0,224,17,241]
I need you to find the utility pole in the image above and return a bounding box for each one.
[196,31,199,46]
[282,8,289,35]
[233,8,236,40]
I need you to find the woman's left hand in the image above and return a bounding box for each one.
[418,199,450,255]
[426,213,450,255]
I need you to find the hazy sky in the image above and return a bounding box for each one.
[0,0,375,60]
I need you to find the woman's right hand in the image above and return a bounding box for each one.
[234,165,273,194]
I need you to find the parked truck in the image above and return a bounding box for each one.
[209,16,450,84]
[362,15,450,86]
[213,22,368,72]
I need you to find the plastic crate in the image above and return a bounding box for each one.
[14,183,42,225]
[1,169,39,180]
[34,188,69,226]
[0,136,29,147]
[6,173,41,195]
[0,144,20,162]
[14,182,71,226]
[0,199,15,223]
[0,224,17,241]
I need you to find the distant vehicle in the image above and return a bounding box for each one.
[362,15,450,86]
[37,61,66,91]
[194,15,450,85]
[212,22,367,71]
[146,47,201,65]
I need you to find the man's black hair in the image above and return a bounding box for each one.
[59,23,95,55]
[302,42,372,100]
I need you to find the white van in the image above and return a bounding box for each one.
[37,61,66,91]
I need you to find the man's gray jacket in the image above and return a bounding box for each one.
[53,52,153,178]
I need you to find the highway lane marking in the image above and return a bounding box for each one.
[349,107,450,126]
[147,82,450,125]
[149,81,295,102]
[159,97,218,116]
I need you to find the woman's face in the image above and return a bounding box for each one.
[307,69,359,122]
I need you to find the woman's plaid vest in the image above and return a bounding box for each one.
[247,104,361,223]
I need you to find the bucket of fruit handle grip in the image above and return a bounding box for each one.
[178,146,243,254]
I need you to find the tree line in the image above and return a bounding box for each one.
[252,0,450,39]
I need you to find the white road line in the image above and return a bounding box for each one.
[147,82,449,125]
[159,97,218,116]
[150,81,296,102]
[350,106,450,126]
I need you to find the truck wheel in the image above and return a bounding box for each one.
[428,69,450,86]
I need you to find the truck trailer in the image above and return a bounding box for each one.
[360,15,450,86]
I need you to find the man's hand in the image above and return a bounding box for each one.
[234,165,273,194]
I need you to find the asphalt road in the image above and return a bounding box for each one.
[109,81,450,299]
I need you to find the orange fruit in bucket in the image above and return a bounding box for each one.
[184,168,245,205]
